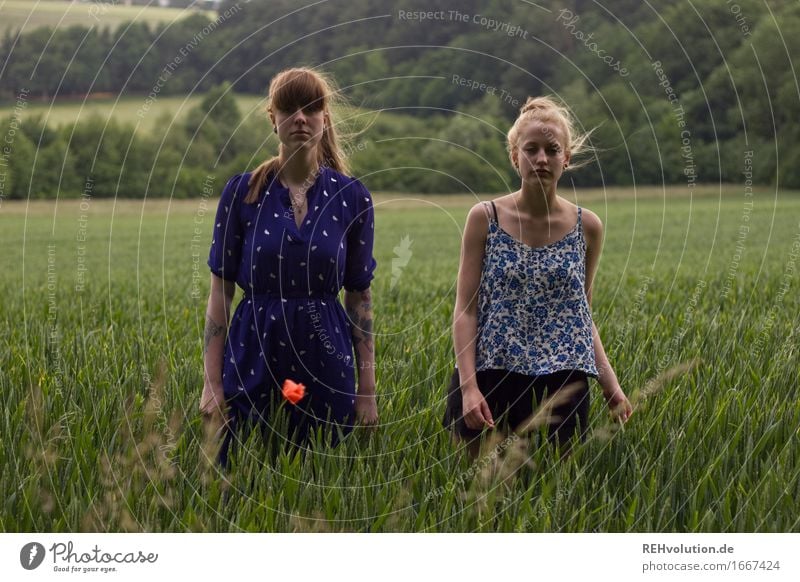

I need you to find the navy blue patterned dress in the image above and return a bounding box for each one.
[207,167,376,465]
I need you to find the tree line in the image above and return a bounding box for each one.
[1,0,798,195]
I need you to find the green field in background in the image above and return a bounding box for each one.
[0,93,267,134]
[0,0,208,35]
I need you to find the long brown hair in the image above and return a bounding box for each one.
[245,67,351,204]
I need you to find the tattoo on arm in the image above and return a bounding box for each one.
[359,316,374,354]
[348,291,374,354]
[360,290,372,311]
[346,305,362,350]
[204,316,226,353]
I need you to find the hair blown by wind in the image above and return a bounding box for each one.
[507,96,596,171]
[245,67,359,203]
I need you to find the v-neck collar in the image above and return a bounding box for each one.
[274,167,325,238]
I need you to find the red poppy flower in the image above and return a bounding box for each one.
[282,379,306,405]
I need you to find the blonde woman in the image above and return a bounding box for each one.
[445,96,632,455]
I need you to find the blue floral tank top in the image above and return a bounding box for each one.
[475,202,598,378]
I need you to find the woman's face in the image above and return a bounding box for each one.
[513,120,570,188]
[271,105,327,153]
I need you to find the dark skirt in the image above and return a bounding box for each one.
[442,367,590,446]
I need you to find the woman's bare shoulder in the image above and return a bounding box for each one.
[579,206,602,235]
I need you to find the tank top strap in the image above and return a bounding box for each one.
[482,200,498,224]
[576,206,586,243]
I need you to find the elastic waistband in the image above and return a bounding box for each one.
[243,290,337,301]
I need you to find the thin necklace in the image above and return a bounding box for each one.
[282,166,319,214]
[289,190,306,215]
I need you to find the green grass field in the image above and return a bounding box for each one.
[0,0,208,35]
[1,187,799,532]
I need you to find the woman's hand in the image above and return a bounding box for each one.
[603,385,632,424]
[199,381,226,420]
[355,390,378,427]
[461,385,494,430]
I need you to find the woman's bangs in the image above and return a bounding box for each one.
[271,72,326,113]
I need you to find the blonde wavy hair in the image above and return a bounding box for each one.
[506,96,594,170]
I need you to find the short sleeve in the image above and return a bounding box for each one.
[207,174,245,282]
[343,179,377,292]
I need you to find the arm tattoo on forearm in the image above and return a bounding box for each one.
[359,316,374,354]
[346,304,361,350]
[204,316,226,354]
[348,290,374,354]
[360,290,372,311]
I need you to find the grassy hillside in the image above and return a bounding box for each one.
[0,92,267,134]
[0,0,210,35]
